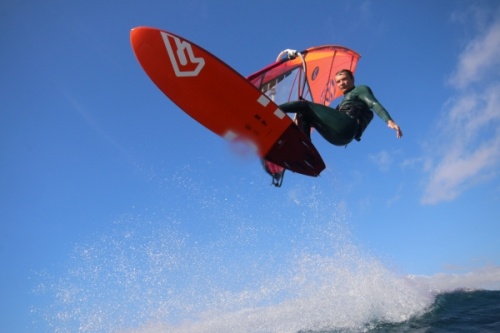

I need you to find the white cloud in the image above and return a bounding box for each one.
[369,150,393,172]
[421,11,500,205]
[408,265,500,293]
[448,19,500,89]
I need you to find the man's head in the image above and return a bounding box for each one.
[335,69,355,94]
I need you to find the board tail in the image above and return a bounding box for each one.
[263,122,324,177]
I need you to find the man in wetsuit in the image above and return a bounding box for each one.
[334,69,403,140]
[262,69,402,186]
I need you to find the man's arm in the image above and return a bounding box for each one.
[357,85,403,139]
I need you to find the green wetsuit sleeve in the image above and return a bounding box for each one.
[356,85,393,123]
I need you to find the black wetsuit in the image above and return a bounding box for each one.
[279,85,393,145]
[263,85,394,185]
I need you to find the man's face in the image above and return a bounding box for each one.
[335,72,354,94]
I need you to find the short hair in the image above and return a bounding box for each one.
[335,69,354,80]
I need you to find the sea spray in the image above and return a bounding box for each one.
[35,220,430,332]
[34,205,433,333]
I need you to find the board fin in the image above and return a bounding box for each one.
[262,160,286,187]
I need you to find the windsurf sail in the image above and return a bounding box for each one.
[247,45,361,187]
[247,45,361,106]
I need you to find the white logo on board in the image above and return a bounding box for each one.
[161,32,205,77]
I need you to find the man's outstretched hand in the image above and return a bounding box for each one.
[388,120,403,139]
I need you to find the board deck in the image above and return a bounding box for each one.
[130,27,325,176]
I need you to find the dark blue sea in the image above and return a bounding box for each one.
[354,290,500,333]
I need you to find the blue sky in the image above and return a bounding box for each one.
[2,0,500,332]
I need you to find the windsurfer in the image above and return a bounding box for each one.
[279,69,402,146]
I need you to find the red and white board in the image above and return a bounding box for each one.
[130,27,325,176]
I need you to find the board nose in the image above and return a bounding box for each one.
[130,26,153,50]
[130,27,143,49]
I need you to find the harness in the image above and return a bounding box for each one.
[338,104,373,141]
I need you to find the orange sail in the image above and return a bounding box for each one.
[247,45,361,106]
